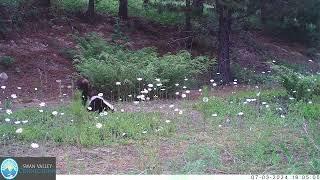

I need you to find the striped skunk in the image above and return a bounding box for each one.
[76,78,115,113]
[88,95,115,113]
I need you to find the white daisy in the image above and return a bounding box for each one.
[11,94,17,99]
[52,111,58,116]
[96,123,103,129]
[31,143,39,149]
[202,97,209,102]
[6,109,12,115]
[16,128,23,134]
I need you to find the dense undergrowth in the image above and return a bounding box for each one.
[74,33,215,98]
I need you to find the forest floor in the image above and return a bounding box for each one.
[0,14,319,174]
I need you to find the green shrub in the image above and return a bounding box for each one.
[231,63,275,85]
[0,56,15,67]
[53,0,87,13]
[111,18,129,42]
[74,33,215,98]
[281,73,320,101]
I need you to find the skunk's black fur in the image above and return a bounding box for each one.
[88,96,115,113]
[76,78,115,113]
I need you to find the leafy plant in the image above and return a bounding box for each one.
[231,63,275,85]
[0,56,15,67]
[111,17,128,42]
[74,33,215,98]
[281,73,319,101]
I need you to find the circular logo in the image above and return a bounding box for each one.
[1,158,19,180]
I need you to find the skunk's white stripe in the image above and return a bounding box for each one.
[88,96,114,110]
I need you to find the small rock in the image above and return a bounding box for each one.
[0,72,8,81]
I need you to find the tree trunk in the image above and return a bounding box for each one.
[87,0,95,19]
[119,0,128,19]
[260,0,267,25]
[192,0,204,15]
[216,0,232,83]
[185,0,192,49]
